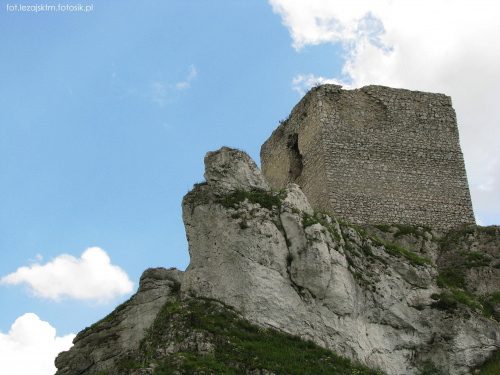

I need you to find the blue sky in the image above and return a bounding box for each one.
[1,1,499,373]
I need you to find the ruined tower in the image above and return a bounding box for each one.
[260,84,475,230]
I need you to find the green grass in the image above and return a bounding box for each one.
[372,224,392,233]
[438,225,474,252]
[475,350,500,375]
[451,289,482,311]
[279,116,290,126]
[433,269,494,316]
[300,211,431,267]
[478,226,498,236]
[89,298,131,329]
[384,243,432,267]
[464,252,491,267]
[430,292,458,311]
[393,225,422,238]
[300,211,342,242]
[170,280,181,294]
[417,363,443,375]
[127,298,383,375]
[438,224,477,252]
[480,291,500,320]
[302,213,319,228]
[437,269,466,289]
[216,189,287,210]
[361,243,374,256]
[392,224,432,238]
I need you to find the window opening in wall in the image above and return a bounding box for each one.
[287,133,303,181]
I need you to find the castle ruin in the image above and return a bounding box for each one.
[260,84,475,230]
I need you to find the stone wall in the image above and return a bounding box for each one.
[261,84,475,230]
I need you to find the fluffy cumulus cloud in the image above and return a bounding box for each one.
[0,313,75,375]
[270,0,500,224]
[1,247,134,303]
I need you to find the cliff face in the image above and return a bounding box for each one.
[55,147,500,375]
[181,147,498,375]
[55,268,183,375]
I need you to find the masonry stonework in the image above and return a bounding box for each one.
[260,84,475,230]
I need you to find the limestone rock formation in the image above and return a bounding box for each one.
[55,267,182,375]
[55,147,500,375]
[181,147,499,375]
[203,146,270,196]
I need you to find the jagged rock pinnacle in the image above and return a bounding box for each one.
[203,146,270,196]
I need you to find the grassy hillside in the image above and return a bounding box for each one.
[115,296,383,375]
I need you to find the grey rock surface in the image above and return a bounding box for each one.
[55,267,182,375]
[182,147,500,375]
[437,225,500,296]
[54,147,500,375]
[204,146,270,196]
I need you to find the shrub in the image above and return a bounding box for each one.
[217,189,286,210]
[430,292,457,311]
[373,224,392,232]
[239,218,249,229]
[170,281,181,294]
[437,269,466,289]
[465,252,490,267]
[418,363,443,375]
[385,243,431,266]
[394,225,421,238]
[480,292,500,320]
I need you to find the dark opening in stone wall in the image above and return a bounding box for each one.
[287,133,303,181]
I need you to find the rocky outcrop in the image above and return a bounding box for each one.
[181,147,500,375]
[60,293,382,375]
[438,225,500,296]
[55,147,500,375]
[55,268,183,375]
[203,146,270,196]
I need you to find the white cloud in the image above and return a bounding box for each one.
[1,247,134,303]
[151,81,167,106]
[175,64,197,90]
[270,0,500,224]
[148,64,197,106]
[0,313,75,375]
[28,253,43,263]
[292,74,345,95]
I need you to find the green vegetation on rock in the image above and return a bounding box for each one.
[300,211,342,242]
[475,349,500,375]
[433,268,491,315]
[89,297,131,329]
[417,362,443,375]
[121,297,382,375]
[384,243,432,266]
[437,269,466,289]
[216,189,286,210]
